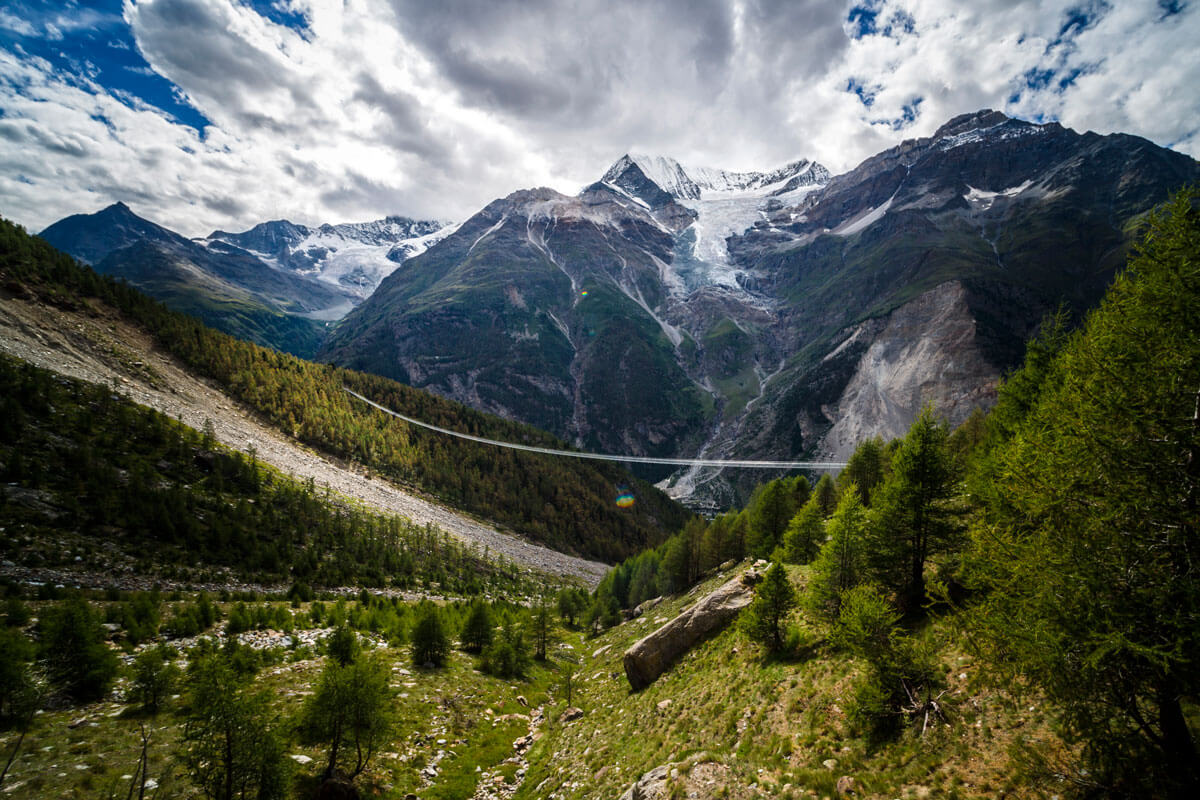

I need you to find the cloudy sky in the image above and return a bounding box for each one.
[1,0,1197,237]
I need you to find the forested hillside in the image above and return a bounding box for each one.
[0,354,540,594]
[571,188,1200,797]
[0,218,691,563]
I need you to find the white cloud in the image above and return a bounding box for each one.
[1,0,1197,238]
[0,10,37,37]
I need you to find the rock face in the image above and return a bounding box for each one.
[619,764,671,800]
[623,569,761,690]
[821,280,998,459]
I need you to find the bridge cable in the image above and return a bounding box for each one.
[344,387,846,470]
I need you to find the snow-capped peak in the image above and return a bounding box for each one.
[603,153,829,203]
[206,214,454,300]
[598,152,831,276]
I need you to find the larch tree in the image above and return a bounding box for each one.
[868,407,956,611]
[966,188,1200,797]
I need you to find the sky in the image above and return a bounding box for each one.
[1,0,1198,238]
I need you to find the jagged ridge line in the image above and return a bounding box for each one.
[344,388,846,470]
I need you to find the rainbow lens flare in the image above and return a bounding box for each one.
[615,490,635,508]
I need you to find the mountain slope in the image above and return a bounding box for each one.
[2,217,692,564]
[321,110,1200,505]
[729,110,1200,474]
[40,203,350,357]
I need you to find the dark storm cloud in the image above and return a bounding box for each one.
[384,0,740,124]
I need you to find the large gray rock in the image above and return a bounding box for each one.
[623,570,761,690]
[618,765,669,800]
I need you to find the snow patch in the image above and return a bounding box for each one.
[833,192,896,237]
[963,180,1033,207]
[467,214,508,256]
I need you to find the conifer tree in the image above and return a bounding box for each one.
[746,478,797,558]
[742,561,797,654]
[410,602,449,668]
[460,601,494,654]
[807,485,869,620]
[812,473,838,517]
[781,497,824,564]
[838,436,886,506]
[181,655,288,800]
[869,407,955,610]
[301,655,393,780]
[38,596,118,703]
[967,189,1200,796]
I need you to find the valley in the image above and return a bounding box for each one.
[2,105,1197,800]
[0,290,608,584]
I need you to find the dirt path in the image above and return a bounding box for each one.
[0,295,609,585]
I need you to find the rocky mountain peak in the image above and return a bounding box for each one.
[40,202,187,265]
[601,154,829,207]
[930,109,1012,140]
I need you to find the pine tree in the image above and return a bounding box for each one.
[531,599,554,661]
[410,603,449,668]
[741,561,797,654]
[781,497,824,564]
[181,655,288,800]
[812,473,838,517]
[38,596,118,703]
[460,601,494,654]
[807,485,869,620]
[838,436,886,506]
[300,655,393,780]
[746,478,797,558]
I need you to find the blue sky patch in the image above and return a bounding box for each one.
[242,1,310,39]
[1055,2,1111,42]
[872,97,923,131]
[846,3,881,39]
[1157,0,1186,18]
[0,0,210,133]
[846,78,878,107]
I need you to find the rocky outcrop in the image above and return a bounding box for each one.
[617,758,738,800]
[820,281,999,459]
[623,569,762,690]
[619,764,671,800]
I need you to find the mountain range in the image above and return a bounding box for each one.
[38,110,1200,506]
[320,109,1200,504]
[39,203,450,358]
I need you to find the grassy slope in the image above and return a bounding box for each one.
[519,564,1061,800]
[0,596,569,800]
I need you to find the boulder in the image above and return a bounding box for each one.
[618,759,733,800]
[623,569,761,690]
[618,764,670,800]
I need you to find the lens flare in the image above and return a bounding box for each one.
[580,290,588,297]
[615,489,635,508]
